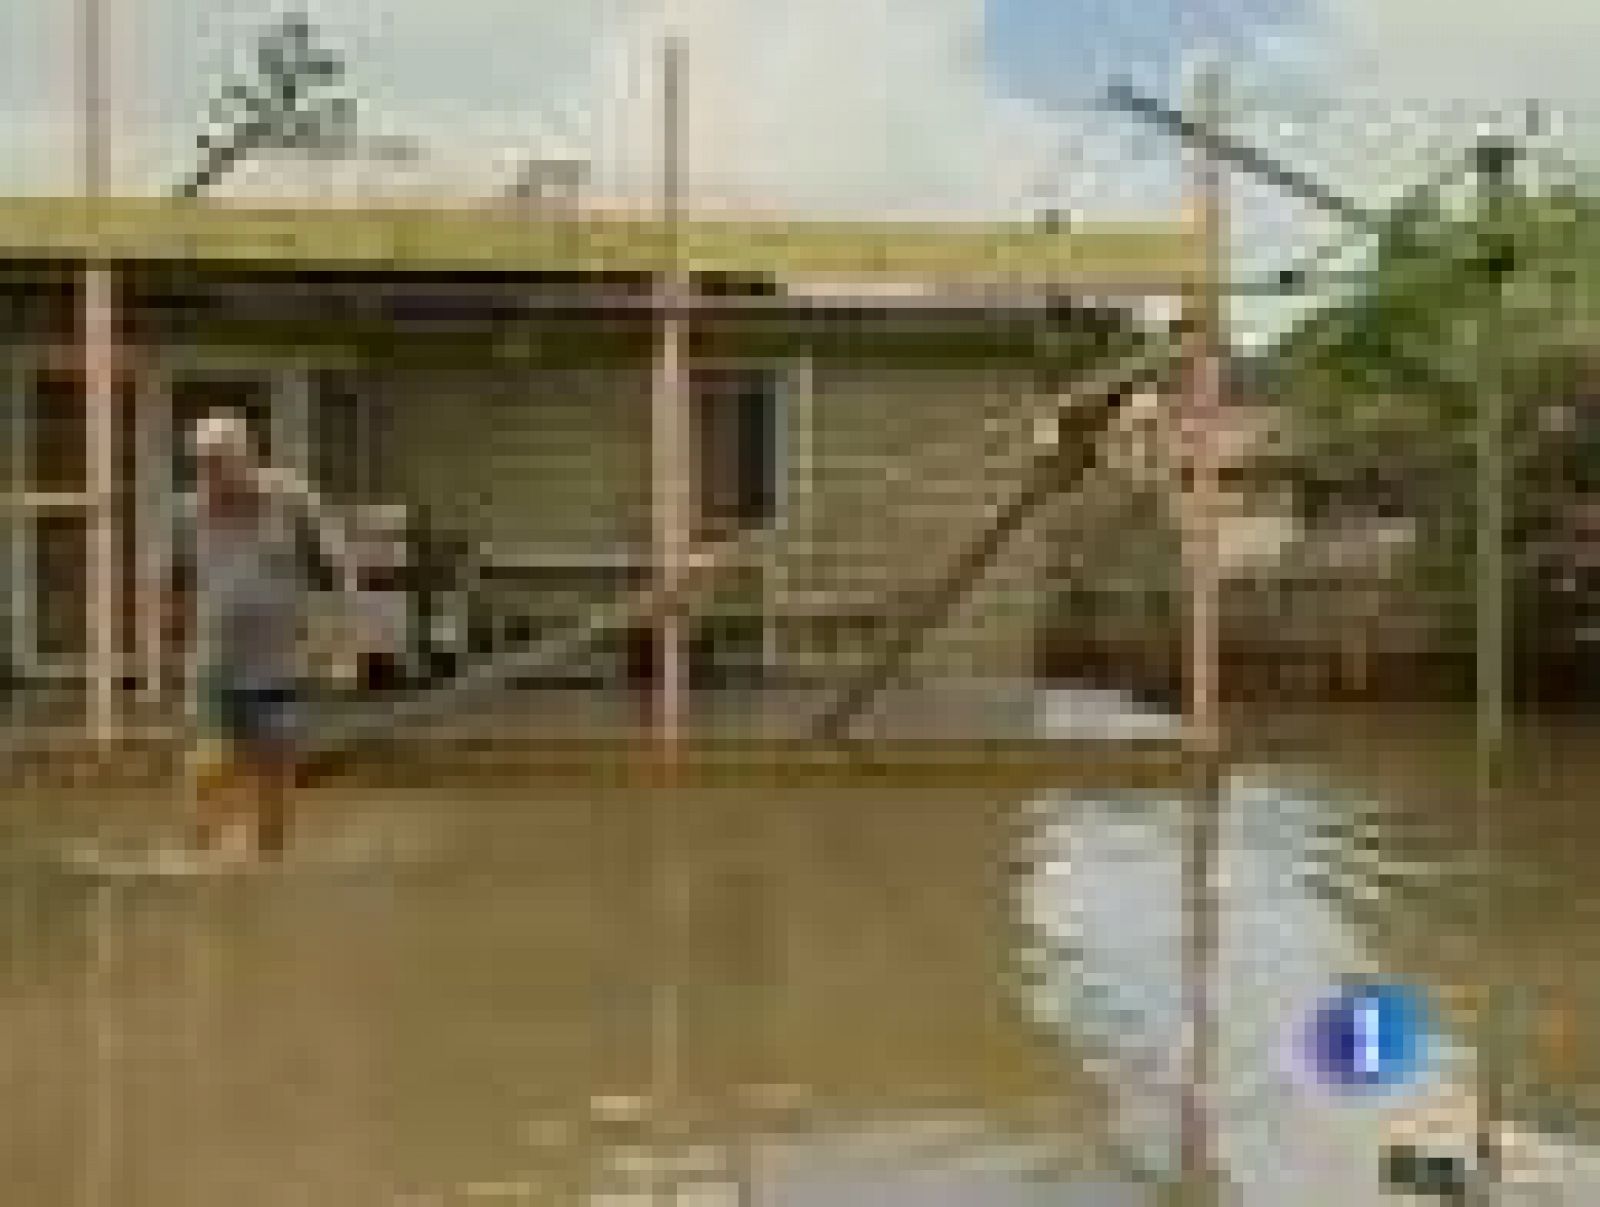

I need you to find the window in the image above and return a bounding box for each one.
[691,365,779,538]
[26,375,88,494]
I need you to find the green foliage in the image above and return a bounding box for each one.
[1266,179,1600,624]
[1277,186,1595,465]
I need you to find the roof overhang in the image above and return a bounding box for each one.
[0,197,1203,291]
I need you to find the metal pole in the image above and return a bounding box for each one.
[651,33,691,747]
[80,0,119,742]
[1471,131,1515,1203]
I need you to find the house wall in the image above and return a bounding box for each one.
[782,361,1054,686]
[375,355,1058,689]
[379,364,654,553]
[376,361,655,680]
[1,325,1068,697]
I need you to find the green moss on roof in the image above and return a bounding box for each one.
[0,197,1201,284]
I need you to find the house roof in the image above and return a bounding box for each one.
[0,196,1202,289]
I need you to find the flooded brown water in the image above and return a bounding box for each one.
[2,700,1598,1204]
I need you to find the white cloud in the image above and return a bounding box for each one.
[1311,0,1600,108]
[1285,0,1600,194]
[1196,1,1600,343]
[6,0,1600,218]
[579,0,1065,218]
[0,0,1104,220]
[0,112,74,195]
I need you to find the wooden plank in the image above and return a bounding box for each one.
[0,197,1201,284]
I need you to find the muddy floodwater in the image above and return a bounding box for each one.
[2,699,1599,1204]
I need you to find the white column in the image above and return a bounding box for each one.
[772,354,813,683]
[135,366,171,706]
[85,265,119,742]
[79,0,118,740]
[653,311,690,742]
[6,354,28,681]
[651,33,690,746]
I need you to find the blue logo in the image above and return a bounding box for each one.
[1305,981,1431,1091]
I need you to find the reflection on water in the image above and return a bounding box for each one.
[0,698,1598,1204]
[0,777,1121,1205]
[1020,697,1600,1204]
[1019,777,1474,1200]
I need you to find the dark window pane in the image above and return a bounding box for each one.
[28,377,87,493]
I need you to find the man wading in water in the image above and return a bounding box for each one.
[163,409,364,864]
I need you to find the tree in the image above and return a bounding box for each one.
[176,11,356,199]
[1277,181,1597,473]
[1268,179,1600,650]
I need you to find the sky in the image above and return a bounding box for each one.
[2,0,1599,337]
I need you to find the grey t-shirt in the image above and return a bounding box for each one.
[169,476,330,690]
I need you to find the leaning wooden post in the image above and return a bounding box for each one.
[1178,60,1228,1202]
[80,0,119,743]
[650,33,692,749]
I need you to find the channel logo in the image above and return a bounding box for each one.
[1304,980,1432,1092]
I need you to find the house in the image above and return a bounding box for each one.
[0,195,1205,733]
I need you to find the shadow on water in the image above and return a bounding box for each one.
[1,696,1598,1204]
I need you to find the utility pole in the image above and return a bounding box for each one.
[1183,70,1226,756]
[79,0,119,743]
[1178,57,1227,1205]
[1470,126,1518,1205]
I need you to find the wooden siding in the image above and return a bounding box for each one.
[381,365,652,553]
[779,364,1055,683]
[375,357,1062,686]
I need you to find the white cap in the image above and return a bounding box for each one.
[189,409,254,460]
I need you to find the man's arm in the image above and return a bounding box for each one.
[264,468,381,673]
[262,465,363,597]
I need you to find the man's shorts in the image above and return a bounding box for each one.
[194,668,301,757]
